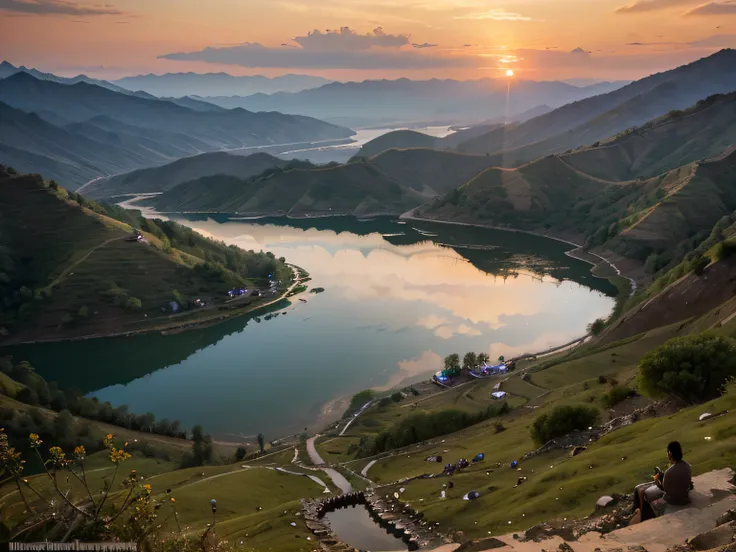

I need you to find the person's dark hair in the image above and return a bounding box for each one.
[668,441,683,461]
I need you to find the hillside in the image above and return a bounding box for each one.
[151,160,425,215]
[418,148,736,278]
[83,152,289,199]
[353,124,505,158]
[0,72,353,188]
[0,166,292,343]
[457,49,736,159]
[369,148,501,195]
[561,91,736,181]
[204,78,625,127]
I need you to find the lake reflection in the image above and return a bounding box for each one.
[8,218,615,439]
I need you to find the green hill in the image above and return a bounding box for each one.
[83,151,289,199]
[0,166,291,343]
[354,130,439,158]
[152,159,425,216]
[418,148,736,277]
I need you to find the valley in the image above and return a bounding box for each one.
[2,40,736,552]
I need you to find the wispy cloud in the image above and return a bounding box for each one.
[454,8,533,20]
[161,26,478,69]
[686,1,736,15]
[0,0,122,15]
[616,0,696,12]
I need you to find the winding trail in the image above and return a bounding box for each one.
[306,436,353,494]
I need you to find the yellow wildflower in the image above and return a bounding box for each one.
[29,433,42,448]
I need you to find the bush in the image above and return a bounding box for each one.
[639,333,736,402]
[588,318,606,336]
[601,386,632,409]
[530,405,600,445]
[343,389,375,418]
[235,446,247,461]
[715,240,736,260]
[378,397,392,408]
[125,297,142,312]
[691,256,710,276]
[391,392,403,402]
[360,403,507,456]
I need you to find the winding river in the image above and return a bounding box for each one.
[7,217,616,440]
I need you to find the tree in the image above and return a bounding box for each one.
[257,433,266,453]
[171,289,184,304]
[235,446,247,461]
[477,353,490,366]
[530,405,600,445]
[444,354,460,371]
[639,333,736,402]
[588,318,606,336]
[462,352,477,371]
[125,297,142,312]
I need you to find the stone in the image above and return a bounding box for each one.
[597,495,616,508]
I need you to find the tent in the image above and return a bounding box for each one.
[463,491,480,500]
[472,453,485,463]
[491,391,507,399]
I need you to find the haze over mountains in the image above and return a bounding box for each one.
[0,71,352,189]
[111,72,332,97]
[201,78,628,128]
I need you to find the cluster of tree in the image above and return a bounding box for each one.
[600,386,634,409]
[530,404,600,445]
[442,352,507,373]
[639,333,736,403]
[0,405,173,464]
[357,402,509,456]
[1,357,187,439]
[181,424,215,467]
[343,389,375,418]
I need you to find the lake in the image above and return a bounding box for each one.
[8,217,616,441]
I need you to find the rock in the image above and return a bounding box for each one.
[699,413,713,421]
[597,495,615,508]
[559,543,574,552]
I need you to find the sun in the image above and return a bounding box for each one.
[505,69,515,77]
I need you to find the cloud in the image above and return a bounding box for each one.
[0,0,122,15]
[161,26,478,69]
[412,42,437,48]
[454,8,533,20]
[686,1,736,15]
[616,0,695,12]
[293,26,409,51]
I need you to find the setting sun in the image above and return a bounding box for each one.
[505,69,515,77]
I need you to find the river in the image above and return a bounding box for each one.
[7,217,616,441]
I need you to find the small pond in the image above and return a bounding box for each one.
[325,505,408,551]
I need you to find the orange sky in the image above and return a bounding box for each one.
[1,0,734,81]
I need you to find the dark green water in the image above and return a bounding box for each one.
[5,217,616,439]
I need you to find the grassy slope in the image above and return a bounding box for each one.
[561,91,736,181]
[419,147,736,276]
[0,172,273,341]
[153,160,426,216]
[369,148,501,196]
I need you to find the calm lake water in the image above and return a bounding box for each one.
[325,506,408,551]
[7,217,616,440]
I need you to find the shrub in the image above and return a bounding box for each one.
[360,403,507,456]
[588,318,606,336]
[601,386,632,409]
[391,392,403,402]
[125,297,142,312]
[639,333,736,402]
[715,240,736,260]
[378,397,392,408]
[235,446,247,461]
[530,405,600,445]
[691,256,710,276]
[343,389,375,418]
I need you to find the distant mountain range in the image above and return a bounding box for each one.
[199,79,627,128]
[111,72,332,98]
[0,72,352,189]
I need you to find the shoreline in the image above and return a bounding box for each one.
[1,265,305,347]
[400,209,638,295]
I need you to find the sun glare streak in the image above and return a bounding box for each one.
[506,69,514,77]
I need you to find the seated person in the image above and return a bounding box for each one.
[629,441,692,524]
